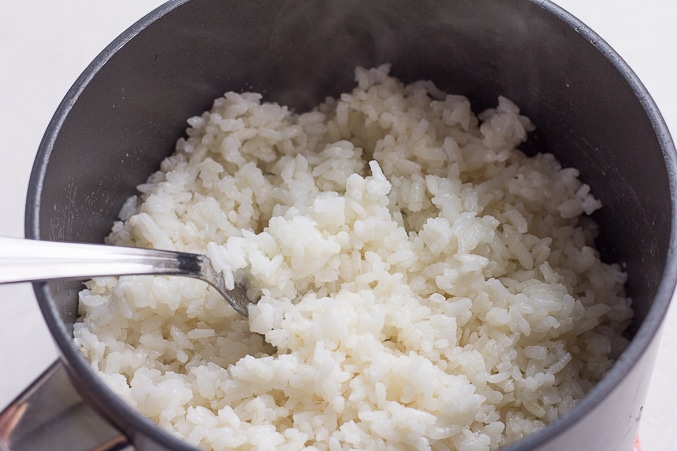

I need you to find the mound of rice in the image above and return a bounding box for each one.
[73,65,633,451]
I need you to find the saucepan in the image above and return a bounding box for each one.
[1,0,675,450]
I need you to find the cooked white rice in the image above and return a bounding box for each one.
[73,65,633,451]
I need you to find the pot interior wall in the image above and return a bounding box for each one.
[31,0,669,333]
[26,0,671,447]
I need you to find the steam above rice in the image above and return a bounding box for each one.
[73,65,632,450]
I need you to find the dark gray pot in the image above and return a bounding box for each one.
[10,0,676,450]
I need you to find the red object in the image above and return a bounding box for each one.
[634,436,642,451]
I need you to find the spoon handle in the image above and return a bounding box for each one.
[0,236,202,284]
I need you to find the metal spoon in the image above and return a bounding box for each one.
[0,236,250,316]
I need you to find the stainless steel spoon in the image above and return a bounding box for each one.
[0,236,250,316]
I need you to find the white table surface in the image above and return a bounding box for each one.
[1,1,675,450]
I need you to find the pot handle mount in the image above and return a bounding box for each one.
[0,359,132,451]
